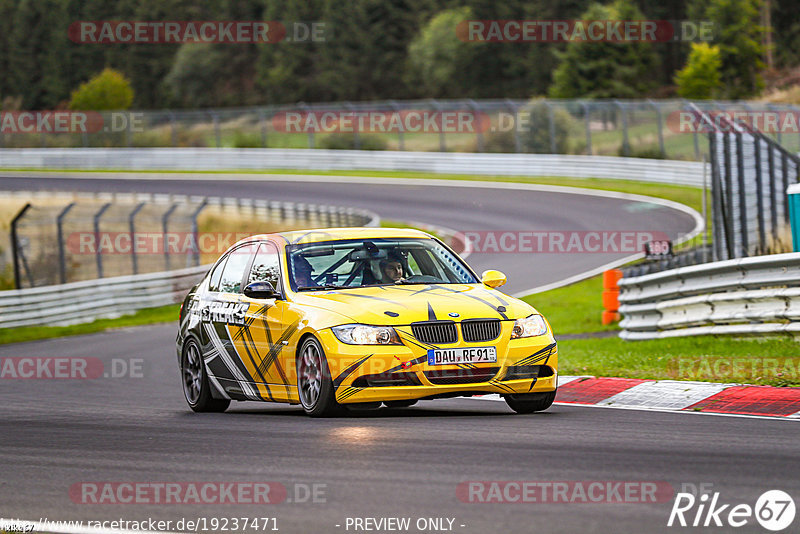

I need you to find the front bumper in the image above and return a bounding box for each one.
[316,326,558,404]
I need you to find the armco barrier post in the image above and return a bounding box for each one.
[602,269,623,324]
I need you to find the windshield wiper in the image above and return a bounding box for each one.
[296,284,343,291]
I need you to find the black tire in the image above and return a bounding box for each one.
[181,338,230,413]
[504,390,557,414]
[383,400,418,408]
[296,337,340,417]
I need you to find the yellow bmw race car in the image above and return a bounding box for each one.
[176,228,558,417]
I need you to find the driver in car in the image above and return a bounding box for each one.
[379,254,406,283]
[293,255,315,288]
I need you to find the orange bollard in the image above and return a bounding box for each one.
[601,269,623,325]
[602,289,619,311]
[602,269,623,290]
[601,311,621,325]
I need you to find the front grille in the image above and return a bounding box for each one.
[411,321,458,344]
[424,367,499,385]
[461,319,501,342]
[352,372,422,388]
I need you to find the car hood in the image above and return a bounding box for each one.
[291,284,536,325]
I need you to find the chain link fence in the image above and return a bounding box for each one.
[4,191,378,289]
[3,99,800,161]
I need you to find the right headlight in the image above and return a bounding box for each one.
[510,314,548,339]
[332,324,402,345]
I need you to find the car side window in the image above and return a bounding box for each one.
[208,256,227,292]
[248,243,281,291]
[218,244,257,294]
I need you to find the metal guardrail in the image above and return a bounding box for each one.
[0,149,707,186]
[0,264,209,328]
[618,252,800,340]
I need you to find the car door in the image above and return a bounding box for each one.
[236,241,295,402]
[202,242,267,400]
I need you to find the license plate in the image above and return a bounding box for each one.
[427,347,497,365]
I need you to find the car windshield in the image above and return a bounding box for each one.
[286,238,477,291]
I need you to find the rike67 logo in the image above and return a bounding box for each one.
[668,485,795,531]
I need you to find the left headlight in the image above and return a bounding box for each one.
[332,324,403,345]
[510,314,548,339]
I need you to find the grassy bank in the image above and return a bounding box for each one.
[0,304,177,345]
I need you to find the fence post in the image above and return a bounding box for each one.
[753,135,766,252]
[57,202,76,284]
[298,102,314,148]
[389,100,404,151]
[546,101,556,154]
[162,203,179,271]
[169,112,178,147]
[341,102,359,150]
[505,99,521,153]
[735,131,749,255]
[93,202,112,278]
[189,198,208,267]
[430,99,446,152]
[650,99,665,156]
[468,99,483,153]
[583,101,592,155]
[211,111,221,148]
[617,101,630,156]
[129,202,145,275]
[259,109,268,148]
[10,203,32,289]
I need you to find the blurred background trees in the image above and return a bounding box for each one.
[0,0,796,110]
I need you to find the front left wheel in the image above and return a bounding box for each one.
[297,337,340,417]
[504,390,556,414]
[181,338,230,413]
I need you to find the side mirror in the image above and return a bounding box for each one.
[243,281,279,299]
[481,270,507,288]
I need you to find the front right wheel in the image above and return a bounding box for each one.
[297,337,340,417]
[504,390,557,414]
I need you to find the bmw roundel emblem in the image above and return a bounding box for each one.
[448,312,460,318]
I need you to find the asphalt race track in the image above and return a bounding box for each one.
[1,175,798,533]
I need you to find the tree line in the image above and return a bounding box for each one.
[0,0,794,110]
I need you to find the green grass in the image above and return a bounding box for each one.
[523,275,617,335]
[0,304,178,345]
